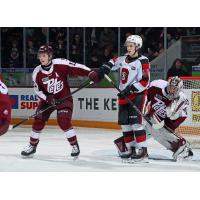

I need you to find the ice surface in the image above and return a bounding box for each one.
[0,126,200,172]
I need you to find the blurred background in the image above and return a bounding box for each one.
[1,27,200,87]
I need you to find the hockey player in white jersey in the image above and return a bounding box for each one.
[99,35,150,162]
[144,76,193,161]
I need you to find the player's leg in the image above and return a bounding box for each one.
[129,94,148,162]
[57,101,80,158]
[164,117,193,160]
[116,104,136,158]
[146,116,193,160]
[21,101,54,158]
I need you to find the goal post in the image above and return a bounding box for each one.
[175,76,200,148]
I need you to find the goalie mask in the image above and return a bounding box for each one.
[166,76,183,100]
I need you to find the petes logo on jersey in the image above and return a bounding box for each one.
[43,78,63,94]
[152,97,166,118]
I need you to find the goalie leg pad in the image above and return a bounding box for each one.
[145,117,187,152]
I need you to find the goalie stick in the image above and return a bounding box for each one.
[104,74,164,129]
[9,79,94,130]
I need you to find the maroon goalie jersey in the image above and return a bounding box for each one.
[146,79,188,130]
[32,58,92,101]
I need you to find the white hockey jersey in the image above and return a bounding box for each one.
[108,55,150,104]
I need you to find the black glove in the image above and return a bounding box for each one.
[117,85,136,98]
[98,62,113,79]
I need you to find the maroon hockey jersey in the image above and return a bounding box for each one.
[32,58,92,101]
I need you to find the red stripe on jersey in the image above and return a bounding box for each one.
[135,135,146,143]
[118,93,137,105]
[139,80,149,87]
[118,90,147,105]
[111,57,118,63]
[142,63,150,69]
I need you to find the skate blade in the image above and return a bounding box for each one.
[176,155,193,162]
[21,154,34,159]
[68,155,79,161]
[121,157,149,164]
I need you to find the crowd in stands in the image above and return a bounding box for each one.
[1,27,200,69]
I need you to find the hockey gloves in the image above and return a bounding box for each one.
[118,85,137,98]
[98,62,113,79]
[46,95,57,106]
[88,70,101,83]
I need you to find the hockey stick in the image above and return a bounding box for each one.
[104,75,164,129]
[9,79,94,130]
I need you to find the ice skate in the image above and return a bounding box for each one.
[71,144,80,159]
[128,147,149,163]
[173,144,193,161]
[121,147,136,159]
[21,144,37,158]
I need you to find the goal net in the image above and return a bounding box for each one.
[175,77,200,148]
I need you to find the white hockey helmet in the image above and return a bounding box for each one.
[166,76,183,99]
[125,35,143,49]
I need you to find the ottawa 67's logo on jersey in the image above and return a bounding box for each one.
[43,78,64,94]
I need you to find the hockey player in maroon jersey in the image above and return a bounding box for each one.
[99,35,150,162]
[0,78,11,136]
[21,45,100,158]
[144,76,193,160]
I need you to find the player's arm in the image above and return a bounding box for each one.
[166,92,188,129]
[0,80,8,94]
[33,81,47,101]
[98,57,119,79]
[54,58,101,83]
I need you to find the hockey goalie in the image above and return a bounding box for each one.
[114,76,193,161]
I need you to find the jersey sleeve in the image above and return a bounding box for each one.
[108,57,121,71]
[131,58,150,93]
[166,91,189,120]
[32,68,47,101]
[54,58,91,77]
[0,80,8,94]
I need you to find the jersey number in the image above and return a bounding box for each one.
[121,68,129,84]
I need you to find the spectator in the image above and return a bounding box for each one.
[101,46,113,63]
[99,28,116,49]
[87,47,101,68]
[70,34,83,62]
[158,41,164,55]
[146,46,158,61]
[9,41,20,68]
[54,39,66,58]
[27,40,37,67]
[167,33,176,48]
[166,58,189,80]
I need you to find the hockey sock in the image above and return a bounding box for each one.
[65,129,78,145]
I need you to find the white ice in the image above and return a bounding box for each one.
[1,126,200,172]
